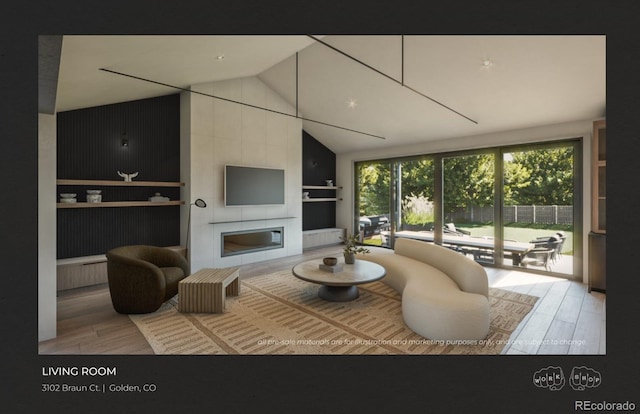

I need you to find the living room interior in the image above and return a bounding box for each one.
[38,35,606,355]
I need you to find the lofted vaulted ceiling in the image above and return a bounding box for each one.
[53,35,605,153]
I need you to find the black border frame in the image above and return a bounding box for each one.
[3,1,639,412]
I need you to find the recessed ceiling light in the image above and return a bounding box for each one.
[216,54,225,61]
[481,58,493,68]
[347,98,357,109]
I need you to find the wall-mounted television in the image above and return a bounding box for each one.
[224,165,285,207]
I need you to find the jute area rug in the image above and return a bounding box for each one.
[130,270,538,355]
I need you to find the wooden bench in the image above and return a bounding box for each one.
[178,267,240,313]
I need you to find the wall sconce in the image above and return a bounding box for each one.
[121,138,129,147]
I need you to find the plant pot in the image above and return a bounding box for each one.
[344,252,355,264]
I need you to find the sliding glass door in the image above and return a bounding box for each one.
[354,139,581,279]
[397,158,435,235]
[356,161,392,247]
[442,153,496,264]
[501,144,576,275]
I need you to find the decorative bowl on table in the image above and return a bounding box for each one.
[323,257,338,266]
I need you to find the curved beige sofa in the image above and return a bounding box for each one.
[360,237,490,340]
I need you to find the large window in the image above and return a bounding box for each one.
[354,140,581,279]
[443,152,496,264]
[356,161,392,247]
[501,145,576,275]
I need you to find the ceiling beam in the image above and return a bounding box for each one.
[99,68,386,140]
[306,35,478,125]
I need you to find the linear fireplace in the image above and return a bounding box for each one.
[221,227,284,257]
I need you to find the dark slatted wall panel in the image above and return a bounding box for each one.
[56,94,181,258]
[302,130,337,231]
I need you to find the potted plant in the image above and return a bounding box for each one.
[340,234,370,264]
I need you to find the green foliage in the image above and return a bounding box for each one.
[399,159,435,200]
[504,148,574,205]
[401,195,434,225]
[357,146,574,220]
[340,234,371,255]
[357,162,391,216]
[443,154,494,216]
[502,222,573,231]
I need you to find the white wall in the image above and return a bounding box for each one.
[185,76,303,272]
[38,113,57,341]
[336,119,594,283]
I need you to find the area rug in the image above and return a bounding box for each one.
[130,270,538,355]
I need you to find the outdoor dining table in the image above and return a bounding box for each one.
[394,231,535,266]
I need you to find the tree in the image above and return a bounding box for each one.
[399,159,434,201]
[506,148,573,205]
[357,162,391,216]
[356,146,574,222]
[443,154,494,217]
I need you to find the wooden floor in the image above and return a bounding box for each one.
[38,246,606,355]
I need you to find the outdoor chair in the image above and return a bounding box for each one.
[529,234,562,263]
[520,247,554,271]
[444,223,471,236]
[554,232,566,258]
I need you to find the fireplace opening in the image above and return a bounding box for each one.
[222,227,284,257]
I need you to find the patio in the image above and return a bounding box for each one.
[363,231,575,276]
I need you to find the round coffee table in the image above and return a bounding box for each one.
[292,258,386,302]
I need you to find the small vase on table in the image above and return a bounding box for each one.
[344,252,355,264]
[340,234,369,265]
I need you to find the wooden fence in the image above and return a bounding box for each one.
[447,205,573,225]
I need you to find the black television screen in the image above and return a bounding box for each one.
[224,165,285,206]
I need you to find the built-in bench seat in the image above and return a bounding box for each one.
[360,238,490,340]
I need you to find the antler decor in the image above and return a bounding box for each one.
[117,171,139,182]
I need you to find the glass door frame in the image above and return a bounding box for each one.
[353,138,583,280]
[497,140,583,280]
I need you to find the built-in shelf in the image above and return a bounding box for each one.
[302,184,341,202]
[210,217,297,225]
[57,179,184,187]
[57,201,185,209]
[591,120,606,234]
[302,185,342,190]
[56,179,185,208]
[302,228,346,250]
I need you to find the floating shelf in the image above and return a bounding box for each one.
[210,217,297,225]
[302,185,342,190]
[57,179,184,187]
[303,198,342,202]
[57,201,185,208]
